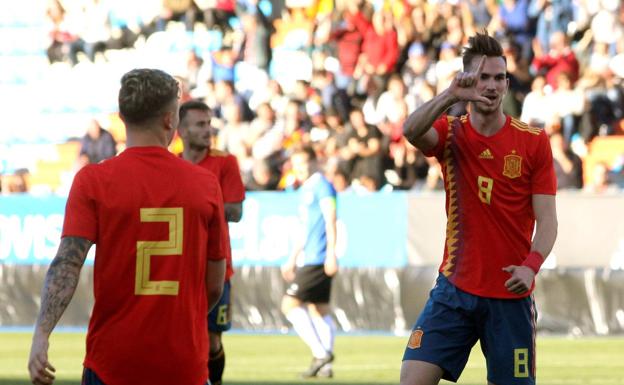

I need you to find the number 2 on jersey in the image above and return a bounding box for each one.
[135,208,183,296]
[478,176,494,205]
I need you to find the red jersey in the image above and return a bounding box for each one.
[196,149,245,281]
[426,115,556,298]
[62,146,227,385]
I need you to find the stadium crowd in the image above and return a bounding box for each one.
[2,0,624,194]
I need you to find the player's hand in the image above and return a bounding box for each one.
[502,265,535,295]
[281,262,296,282]
[28,335,56,385]
[448,55,492,105]
[324,257,338,277]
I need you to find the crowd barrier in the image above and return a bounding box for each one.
[1,192,623,334]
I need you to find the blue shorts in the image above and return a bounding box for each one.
[82,367,212,385]
[403,274,537,384]
[208,280,231,332]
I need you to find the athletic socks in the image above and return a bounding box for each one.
[311,314,336,355]
[208,344,225,385]
[286,306,328,359]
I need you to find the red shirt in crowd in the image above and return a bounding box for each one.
[330,10,371,76]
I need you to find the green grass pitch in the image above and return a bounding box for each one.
[1,332,623,384]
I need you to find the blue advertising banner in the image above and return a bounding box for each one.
[0,192,408,267]
[0,195,67,264]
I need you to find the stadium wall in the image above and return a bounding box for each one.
[1,192,624,334]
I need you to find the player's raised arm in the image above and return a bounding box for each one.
[403,55,492,152]
[29,236,92,385]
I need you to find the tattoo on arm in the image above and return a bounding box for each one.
[35,237,93,335]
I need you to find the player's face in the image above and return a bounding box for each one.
[291,153,311,183]
[471,56,508,115]
[182,109,214,150]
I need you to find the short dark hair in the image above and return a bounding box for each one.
[293,146,317,162]
[179,100,211,123]
[462,31,506,72]
[118,69,179,125]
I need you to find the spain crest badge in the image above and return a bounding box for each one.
[407,329,424,349]
[503,152,522,179]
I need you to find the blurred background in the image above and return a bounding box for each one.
[0,0,623,336]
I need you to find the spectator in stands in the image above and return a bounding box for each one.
[387,137,430,190]
[521,75,556,129]
[550,71,585,143]
[68,0,111,66]
[197,0,237,34]
[156,0,196,32]
[459,0,496,32]
[6,169,30,193]
[45,0,75,64]
[238,0,273,74]
[213,80,253,122]
[584,162,621,194]
[550,132,583,189]
[328,1,371,93]
[495,0,532,59]
[531,30,580,90]
[246,158,279,190]
[501,37,532,117]
[355,9,399,101]
[580,69,624,141]
[79,119,117,166]
[249,102,282,163]
[325,108,355,178]
[218,102,253,175]
[529,0,575,55]
[373,74,420,127]
[347,108,384,190]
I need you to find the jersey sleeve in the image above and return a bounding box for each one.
[531,130,557,195]
[206,182,228,261]
[220,155,245,203]
[316,178,337,201]
[423,115,451,161]
[61,166,98,242]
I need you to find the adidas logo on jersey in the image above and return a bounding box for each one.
[479,149,494,159]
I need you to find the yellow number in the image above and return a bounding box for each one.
[135,208,183,296]
[478,176,494,205]
[514,348,529,378]
[216,305,229,325]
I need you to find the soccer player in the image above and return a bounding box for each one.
[281,147,338,378]
[401,32,558,385]
[177,100,245,385]
[28,69,227,385]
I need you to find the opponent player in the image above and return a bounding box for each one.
[281,147,338,378]
[401,32,558,385]
[177,100,245,385]
[28,69,227,385]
